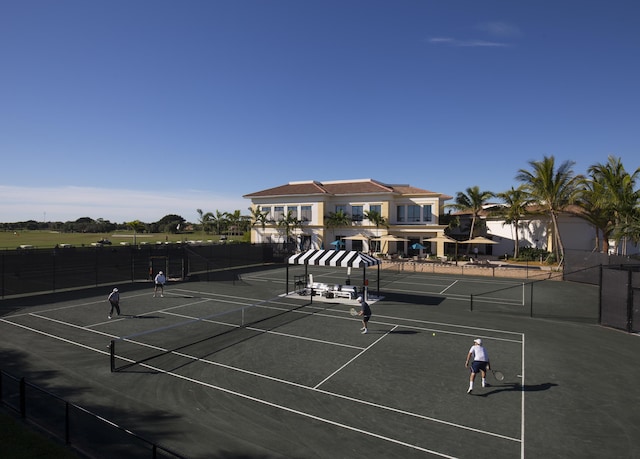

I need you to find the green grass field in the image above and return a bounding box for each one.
[0,230,243,250]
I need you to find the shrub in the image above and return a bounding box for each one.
[516,246,550,262]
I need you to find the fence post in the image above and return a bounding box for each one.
[109,340,115,373]
[19,377,26,418]
[598,264,603,325]
[529,282,534,317]
[65,402,70,445]
[627,269,633,333]
[52,249,57,292]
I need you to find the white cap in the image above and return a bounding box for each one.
[356,296,363,302]
[113,288,118,292]
[159,271,163,274]
[474,338,482,345]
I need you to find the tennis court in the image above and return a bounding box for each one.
[1,266,639,458]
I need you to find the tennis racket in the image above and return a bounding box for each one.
[349,307,359,316]
[491,370,505,381]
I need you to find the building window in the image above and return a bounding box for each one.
[301,205,312,222]
[274,206,285,221]
[408,205,421,222]
[351,205,364,221]
[369,204,381,215]
[288,206,298,219]
[422,205,432,222]
[396,206,405,223]
[260,206,271,219]
[335,205,347,214]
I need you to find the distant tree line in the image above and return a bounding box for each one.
[0,214,188,234]
[1,210,254,237]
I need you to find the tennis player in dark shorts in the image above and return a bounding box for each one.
[357,296,371,334]
[465,338,490,394]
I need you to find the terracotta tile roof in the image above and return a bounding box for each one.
[243,181,328,198]
[244,179,449,198]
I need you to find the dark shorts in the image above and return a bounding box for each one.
[362,315,371,323]
[470,361,488,374]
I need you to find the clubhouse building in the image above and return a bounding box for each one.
[243,178,452,258]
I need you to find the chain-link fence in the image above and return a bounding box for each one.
[564,249,640,333]
[0,369,186,458]
[1,243,274,298]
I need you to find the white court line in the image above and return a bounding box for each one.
[2,313,520,450]
[2,310,522,444]
[439,279,459,295]
[3,291,526,454]
[382,285,524,306]
[4,290,155,318]
[161,309,365,350]
[2,316,460,457]
[521,333,526,459]
[314,325,397,389]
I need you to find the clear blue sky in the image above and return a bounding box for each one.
[2,1,639,223]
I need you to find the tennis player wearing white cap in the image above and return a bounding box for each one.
[154,271,166,297]
[465,338,491,394]
[107,288,120,319]
[356,296,371,334]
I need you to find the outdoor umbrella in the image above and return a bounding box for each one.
[424,235,457,244]
[460,236,498,245]
[460,236,497,259]
[425,234,459,264]
[371,234,410,242]
[371,234,409,253]
[410,242,426,250]
[330,240,345,247]
[343,233,371,241]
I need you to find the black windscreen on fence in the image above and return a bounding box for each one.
[600,266,640,333]
[1,244,273,298]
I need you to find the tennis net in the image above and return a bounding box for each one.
[109,295,311,372]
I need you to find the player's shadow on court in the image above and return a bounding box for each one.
[388,329,419,335]
[476,382,558,397]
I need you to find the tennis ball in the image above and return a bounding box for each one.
[432,333,436,336]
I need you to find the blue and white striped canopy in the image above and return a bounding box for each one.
[288,250,380,268]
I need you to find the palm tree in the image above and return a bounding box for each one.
[587,156,640,255]
[575,178,614,253]
[225,210,243,236]
[617,209,640,246]
[127,220,145,246]
[446,186,494,252]
[516,156,584,264]
[249,206,269,243]
[196,209,214,234]
[210,210,227,236]
[325,210,352,228]
[324,210,352,249]
[277,210,303,249]
[364,209,388,252]
[489,186,534,258]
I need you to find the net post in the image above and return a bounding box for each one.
[470,294,473,311]
[529,282,534,318]
[109,340,115,372]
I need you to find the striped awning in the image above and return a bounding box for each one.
[288,250,381,268]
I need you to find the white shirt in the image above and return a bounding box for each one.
[468,344,489,362]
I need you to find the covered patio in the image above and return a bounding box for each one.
[286,249,381,299]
